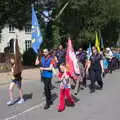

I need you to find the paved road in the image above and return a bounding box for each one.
[0,69,120,120]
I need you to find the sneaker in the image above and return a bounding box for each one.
[17,99,24,104]
[90,88,95,93]
[7,100,14,106]
[74,91,78,95]
[58,109,63,112]
[44,104,50,109]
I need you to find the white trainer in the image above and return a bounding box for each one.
[7,100,14,105]
[17,99,24,104]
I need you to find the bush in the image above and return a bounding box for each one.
[0,63,11,72]
[22,48,37,66]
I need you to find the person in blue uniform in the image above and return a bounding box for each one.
[40,49,54,109]
[86,46,104,93]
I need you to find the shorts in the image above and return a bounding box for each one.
[11,77,22,88]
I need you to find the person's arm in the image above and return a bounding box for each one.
[100,60,104,73]
[35,56,40,65]
[40,64,53,71]
[40,59,54,71]
[85,60,91,73]
[54,56,58,63]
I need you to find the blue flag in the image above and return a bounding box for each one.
[31,7,43,53]
[87,42,92,59]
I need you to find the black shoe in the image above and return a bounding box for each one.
[44,104,50,109]
[90,89,95,93]
[50,101,53,105]
[58,109,63,112]
[99,85,103,90]
[70,103,75,107]
[74,92,78,95]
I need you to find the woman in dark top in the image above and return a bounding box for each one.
[86,46,104,93]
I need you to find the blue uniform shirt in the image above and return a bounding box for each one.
[40,56,53,78]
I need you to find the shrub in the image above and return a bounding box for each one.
[22,48,37,66]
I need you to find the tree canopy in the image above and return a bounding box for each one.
[0,0,120,48]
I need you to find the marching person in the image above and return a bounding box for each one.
[55,45,66,70]
[57,63,75,112]
[86,46,104,93]
[40,49,54,109]
[7,56,24,105]
[105,47,113,73]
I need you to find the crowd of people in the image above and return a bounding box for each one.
[6,44,120,112]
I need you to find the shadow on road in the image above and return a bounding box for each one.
[51,93,58,102]
[23,93,33,101]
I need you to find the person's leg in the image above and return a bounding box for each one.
[16,80,24,104]
[7,82,15,105]
[109,60,113,73]
[65,88,74,105]
[47,78,52,104]
[43,78,52,109]
[17,80,24,99]
[96,71,103,89]
[90,70,96,92]
[74,76,81,95]
[58,89,65,111]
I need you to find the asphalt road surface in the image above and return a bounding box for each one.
[0,70,120,120]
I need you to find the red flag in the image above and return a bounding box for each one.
[66,38,80,77]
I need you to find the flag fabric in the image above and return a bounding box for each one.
[32,7,43,53]
[66,38,80,76]
[14,38,22,75]
[87,42,92,59]
[95,32,100,53]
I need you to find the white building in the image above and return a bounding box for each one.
[0,24,32,54]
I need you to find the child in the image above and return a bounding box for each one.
[7,56,24,106]
[57,63,75,112]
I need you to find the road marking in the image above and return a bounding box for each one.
[4,101,45,120]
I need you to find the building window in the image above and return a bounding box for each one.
[25,25,31,34]
[25,40,31,51]
[9,25,15,33]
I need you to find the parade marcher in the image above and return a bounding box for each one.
[73,52,86,95]
[55,45,66,70]
[112,48,119,70]
[57,63,75,112]
[105,47,113,73]
[86,46,104,93]
[40,49,54,109]
[103,51,109,77]
[77,48,86,67]
[7,39,24,106]
[76,48,87,87]
[7,56,24,105]
[50,49,58,69]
